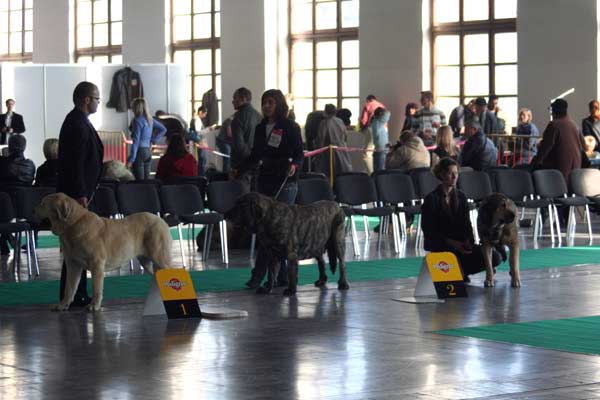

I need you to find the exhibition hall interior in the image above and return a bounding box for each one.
[3,0,600,399]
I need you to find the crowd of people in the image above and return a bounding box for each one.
[2,80,600,294]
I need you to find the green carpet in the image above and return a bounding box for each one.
[2,246,600,307]
[434,316,600,356]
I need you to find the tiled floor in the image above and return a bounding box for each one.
[2,213,600,399]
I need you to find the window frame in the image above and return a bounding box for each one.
[430,0,517,106]
[169,0,221,118]
[288,0,359,114]
[74,0,122,63]
[0,0,33,62]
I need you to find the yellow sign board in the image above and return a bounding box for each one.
[425,252,464,282]
[155,269,201,319]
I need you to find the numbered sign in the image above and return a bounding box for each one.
[425,252,467,299]
[155,269,202,319]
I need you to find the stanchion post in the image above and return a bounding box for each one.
[329,145,334,187]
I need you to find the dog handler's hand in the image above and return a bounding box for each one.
[76,197,88,208]
[288,164,297,177]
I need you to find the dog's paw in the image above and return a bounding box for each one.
[51,303,69,312]
[338,281,350,290]
[86,303,103,312]
[283,288,297,297]
[314,278,327,287]
[256,286,272,295]
[511,278,521,288]
[484,279,495,288]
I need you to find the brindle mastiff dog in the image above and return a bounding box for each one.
[477,193,521,288]
[227,192,349,296]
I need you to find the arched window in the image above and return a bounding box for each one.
[0,0,33,62]
[431,0,517,128]
[170,0,221,120]
[74,0,122,64]
[289,0,359,124]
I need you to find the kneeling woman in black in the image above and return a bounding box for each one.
[421,157,500,280]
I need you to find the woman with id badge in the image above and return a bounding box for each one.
[239,89,304,289]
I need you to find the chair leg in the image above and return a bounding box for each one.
[533,208,541,242]
[12,232,21,280]
[363,215,370,240]
[29,230,40,276]
[376,217,382,253]
[201,225,210,261]
[350,216,360,257]
[23,231,31,276]
[585,205,593,244]
[552,205,562,246]
[399,212,407,239]
[221,220,229,265]
[250,233,256,260]
[391,213,401,254]
[548,205,555,244]
[177,224,186,268]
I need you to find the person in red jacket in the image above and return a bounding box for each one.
[156,133,198,183]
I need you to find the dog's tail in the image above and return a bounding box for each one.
[328,207,346,275]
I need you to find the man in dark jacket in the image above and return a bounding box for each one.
[474,97,499,135]
[57,81,104,307]
[0,98,26,144]
[230,87,261,188]
[460,120,498,170]
[0,134,35,255]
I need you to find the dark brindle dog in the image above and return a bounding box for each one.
[226,192,349,296]
[477,193,521,288]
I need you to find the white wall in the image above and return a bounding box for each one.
[518,0,598,129]
[122,0,168,64]
[220,0,266,119]
[360,0,423,143]
[32,0,72,63]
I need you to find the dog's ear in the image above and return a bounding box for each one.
[503,201,516,224]
[55,198,73,222]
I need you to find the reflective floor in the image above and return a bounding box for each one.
[2,212,600,399]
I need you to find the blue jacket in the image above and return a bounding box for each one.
[371,110,391,151]
[128,116,166,164]
[460,130,498,170]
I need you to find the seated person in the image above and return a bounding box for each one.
[34,138,59,187]
[460,119,498,170]
[421,157,501,281]
[431,125,460,167]
[385,130,430,171]
[155,134,198,184]
[0,134,35,255]
[584,135,600,165]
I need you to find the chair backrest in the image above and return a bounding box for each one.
[410,169,440,198]
[533,169,568,198]
[168,176,208,197]
[161,184,204,216]
[207,180,248,213]
[458,170,493,201]
[117,183,161,215]
[569,168,600,197]
[299,172,328,180]
[333,173,378,206]
[0,192,16,223]
[374,173,417,205]
[13,186,56,221]
[370,169,406,178]
[296,178,334,205]
[89,187,119,218]
[493,169,535,201]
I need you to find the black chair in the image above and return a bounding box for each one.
[374,173,422,250]
[493,169,553,242]
[370,169,406,178]
[207,180,249,263]
[410,168,440,199]
[13,186,56,276]
[296,178,334,205]
[457,170,494,242]
[0,192,30,277]
[168,176,209,200]
[116,183,166,270]
[98,178,120,193]
[333,173,395,255]
[161,184,224,266]
[533,169,592,243]
[89,186,119,218]
[299,172,328,181]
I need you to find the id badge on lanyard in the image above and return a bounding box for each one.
[267,128,283,148]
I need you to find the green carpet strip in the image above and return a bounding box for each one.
[435,316,600,356]
[2,246,600,307]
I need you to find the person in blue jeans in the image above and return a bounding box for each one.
[371,106,391,171]
[238,89,304,292]
[127,98,167,180]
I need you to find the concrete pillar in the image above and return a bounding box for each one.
[220,0,266,118]
[359,0,423,141]
[33,0,72,63]
[122,0,168,64]
[518,0,598,127]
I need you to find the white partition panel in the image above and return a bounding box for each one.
[90,64,129,132]
[44,65,87,138]
[14,66,45,166]
[134,65,169,118]
[167,65,188,119]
